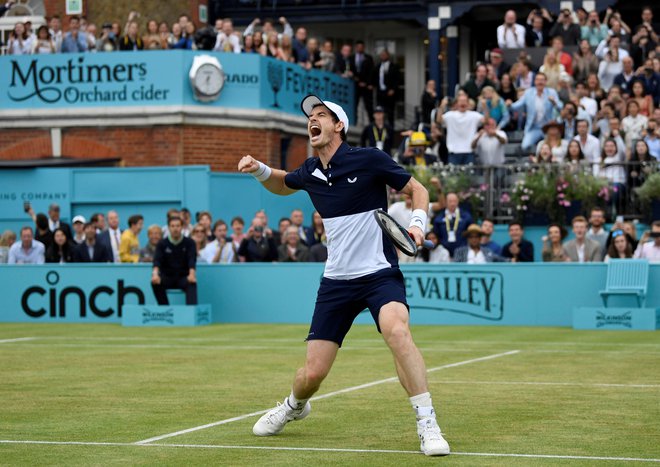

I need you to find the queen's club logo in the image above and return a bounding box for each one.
[267,61,283,108]
[596,311,632,328]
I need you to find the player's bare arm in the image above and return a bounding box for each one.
[399,177,429,246]
[238,155,298,196]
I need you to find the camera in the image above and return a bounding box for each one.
[23,201,30,213]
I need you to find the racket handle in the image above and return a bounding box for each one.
[422,240,434,249]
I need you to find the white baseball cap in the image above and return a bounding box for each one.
[300,94,349,133]
[72,215,86,224]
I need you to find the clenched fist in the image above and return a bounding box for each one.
[238,155,260,173]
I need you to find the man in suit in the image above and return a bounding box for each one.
[549,9,581,46]
[563,216,603,262]
[360,106,394,156]
[374,49,400,127]
[510,72,563,154]
[97,210,121,262]
[333,43,353,78]
[351,40,374,123]
[432,192,472,258]
[453,224,507,263]
[501,222,534,262]
[47,203,72,240]
[525,12,549,47]
[73,223,113,262]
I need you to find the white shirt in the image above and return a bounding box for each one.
[576,242,585,263]
[621,115,648,150]
[442,110,483,154]
[497,23,526,49]
[467,248,487,264]
[214,32,241,53]
[201,239,235,263]
[476,131,507,166]
[579,96,598,118]
[388,201,435,233]
[596,148,626,184]
[574,134,601,164]
[108,227,121,263]
[416,246,451,263]
[634,241,660,263]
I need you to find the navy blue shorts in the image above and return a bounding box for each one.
[307,267,408,347]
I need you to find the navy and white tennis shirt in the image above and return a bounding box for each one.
[284,142,411,280]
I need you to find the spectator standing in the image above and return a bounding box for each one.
[152,216,198,305]
[61,16,87,52]
[605,229,634,261]
[33,25,56,54]
[501,222,534,262]
[360,106,394,156]
[612,56,637,95]
[634,221,660,262]
[489,48,511,81]
[34,213,53,251]
[73,223,112,262]
[8,227,45,264]
[498,73,517,106]
[621,100,648,150]
[91,212,106,233]
[45,228,74,263]
[351,40,375,122]
[334,43,353,78]
[433,192,472,257]
[374,50,400,128]
[98,210,121,263]
[318,40,336,72]
[230,216,246,251]
[550,36,573,76]
[535,121,567,162]
[48,15,63,52]
[8,22,32,55]
[437,94,484,165]
[525,12,550,47]
[574,119,601,164]
[292,27,309,67]
[629,140,655,188]
[597,40,623,92]
[550,8,582,46]
[644,119,660,159]
[573,39,600,84]
[564,216,603,262]
[480,219,502,255]
[497,10,526,49]
[539,49,566,90]
[143,19,162,50]
[277,226,310,262]
[0,230,17,264]
[542,223,569,262]
[214,18,241,53]
[581,10,609,47]
[139,225,162,263]
[119,214,144,263]
[462,64,496,102]
[237,222,278,262]
[587,207,609,253]
[419,80,437,126]
[44,203,72,238]
[453,224,506,263]
[510,72,563,154]
[119,20,143,51]
[631,80,654,117]
[472,117,507,166]
[201,220,236,264]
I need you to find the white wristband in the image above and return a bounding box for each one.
[252,161,272,182]
[409,209,427,232]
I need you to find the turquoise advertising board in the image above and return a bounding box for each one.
[0,50,354,121]
[1,263,658,326]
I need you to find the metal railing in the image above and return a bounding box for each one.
[405,160,658,224]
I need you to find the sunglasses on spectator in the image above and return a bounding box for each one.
[611,230,624,238]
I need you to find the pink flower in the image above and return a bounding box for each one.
[500,193,511,203]
[612,186,619,193]
[522,205,528,211]
[558,193,565,199]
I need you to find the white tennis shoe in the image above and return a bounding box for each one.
[252,399,311,436]
[417,417,450,456]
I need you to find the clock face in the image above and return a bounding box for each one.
[194,63,224,96]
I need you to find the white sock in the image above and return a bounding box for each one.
[286,391,308,411]
[410,392,435,419]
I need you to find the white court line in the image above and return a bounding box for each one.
[429,380,660,389]
[0,337,36,344]
[1,440,659,463]
[134,350,520,445]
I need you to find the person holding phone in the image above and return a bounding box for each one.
[634,221,660,262]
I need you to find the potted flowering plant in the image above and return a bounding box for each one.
[510,168,559,224]
[557,168,612,222]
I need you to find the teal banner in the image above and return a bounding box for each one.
[1,264,658,326]
[0,51,354,121]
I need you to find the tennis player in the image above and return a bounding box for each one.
[237,94,450,456]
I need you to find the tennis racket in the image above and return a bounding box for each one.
[374,209,434,257]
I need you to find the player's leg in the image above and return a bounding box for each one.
[253,339,338,437]
[379,301,450,456]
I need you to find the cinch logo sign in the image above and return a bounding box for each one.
[404,270,504,320]
[21,271,145,319]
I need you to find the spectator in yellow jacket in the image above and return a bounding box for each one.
[120,214,144,263]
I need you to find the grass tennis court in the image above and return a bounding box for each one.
[1,323,659,465]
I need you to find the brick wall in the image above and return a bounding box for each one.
[0,126,309,171]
